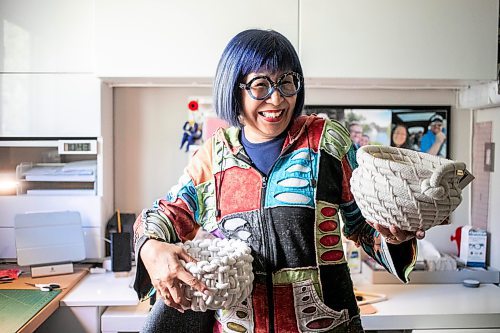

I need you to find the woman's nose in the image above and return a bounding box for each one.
[266,88,283,105]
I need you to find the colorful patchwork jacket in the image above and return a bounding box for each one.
[133,115,417,333]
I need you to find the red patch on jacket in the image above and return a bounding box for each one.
[274,284,300,333]
[341,157,354,202]
[159,199,199,241]
[252,283,270,333]
[216,167,261,216]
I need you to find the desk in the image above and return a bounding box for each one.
[356,283,500,330]
[0,267,88,333]
[62,270,138,307]
[31,268,496,333]
[36,269,138,333]
[101,283,500,333]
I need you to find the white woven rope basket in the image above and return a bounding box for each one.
[178,238,254,311]
[350,145,468,231]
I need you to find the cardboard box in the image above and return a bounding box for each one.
[459,226,487,268]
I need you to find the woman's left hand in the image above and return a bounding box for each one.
[368,221,425,245]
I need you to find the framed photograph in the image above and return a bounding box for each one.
[303,105,451,158]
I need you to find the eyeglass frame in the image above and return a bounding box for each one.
[238,71,303,101]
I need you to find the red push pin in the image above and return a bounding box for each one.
[188,100,199,111]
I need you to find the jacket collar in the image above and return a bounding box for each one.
[214,114,318,156]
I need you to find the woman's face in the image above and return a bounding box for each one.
[392,125,407,147]
[240,71,296,143]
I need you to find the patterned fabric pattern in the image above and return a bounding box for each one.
[133,115,417,333]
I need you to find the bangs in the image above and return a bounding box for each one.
[239,38,300,76]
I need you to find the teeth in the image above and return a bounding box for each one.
[261,110,283,118]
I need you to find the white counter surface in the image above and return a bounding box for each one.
[356,283,500,330]
[61,270,138,307]
[102,282,500,331]
[63,269,500,331]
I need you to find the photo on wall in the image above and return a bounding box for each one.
[303,105,450,158]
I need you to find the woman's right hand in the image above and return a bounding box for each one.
[140,239,210,312]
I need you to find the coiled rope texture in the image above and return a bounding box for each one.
[178,238,254,311]
[350,145,466,231]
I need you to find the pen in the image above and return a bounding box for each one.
[117,209,122,233]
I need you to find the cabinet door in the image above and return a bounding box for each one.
[0,74,101,137]
[299,0,498,81]
[0,0,93,73]
[95,0,299,78]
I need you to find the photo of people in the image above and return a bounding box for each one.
[392,109,449,158]
[391,123,412,149]
[344,109,391,147]
[420,114,447,156]
[303,106,392,147]
[348,122,363,148]
[303,106,449,157]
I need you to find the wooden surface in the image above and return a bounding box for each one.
[0,266,88,333]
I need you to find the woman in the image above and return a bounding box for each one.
[391,123,411,149]
[133,29,424,333]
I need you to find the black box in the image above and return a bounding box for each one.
[106,212,136,257]
[111,232,132,272]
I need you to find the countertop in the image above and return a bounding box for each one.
[355,282,500,330]
[62,268,500,331]
[61,269,138,307]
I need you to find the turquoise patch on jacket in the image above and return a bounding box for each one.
[265,148,317,208]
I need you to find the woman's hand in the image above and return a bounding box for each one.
[367,221,425,245]
[140,239,210,312]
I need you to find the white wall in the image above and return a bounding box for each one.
[474,107,500,270]
[114,86,471,255]
[114,87,211,216]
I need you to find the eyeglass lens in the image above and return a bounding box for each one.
[248,73,301,100]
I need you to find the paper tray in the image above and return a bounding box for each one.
[362,261,500,284]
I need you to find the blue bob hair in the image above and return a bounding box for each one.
[213,29,304,127]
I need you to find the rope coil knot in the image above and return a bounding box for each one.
[420,179,448,200]
[178,238,254,311]
[350,145,469,231]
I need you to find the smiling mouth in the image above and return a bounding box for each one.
[259,110,284,121]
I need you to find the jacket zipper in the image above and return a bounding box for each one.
[234,141,297,333]
[260,175,275,333]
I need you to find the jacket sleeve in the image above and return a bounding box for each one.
[132,139,216,300]
[340,145,418,283]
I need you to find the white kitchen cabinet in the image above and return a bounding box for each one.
[299,0,498,81]
[0,81,114,261]
[36,305,104,333]
[0,74,102,137]
[95,0,299,78]
[0,0,94,73]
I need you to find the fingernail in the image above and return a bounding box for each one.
[203,289,214,296]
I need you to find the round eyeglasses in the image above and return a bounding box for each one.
[239,72,303,100]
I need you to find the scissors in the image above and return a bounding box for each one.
[25,282,61,292]
[0,275,16,284]
[0,276,15,284]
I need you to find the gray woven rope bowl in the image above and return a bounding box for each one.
[350,145,467,232]
[178,238,254,311]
